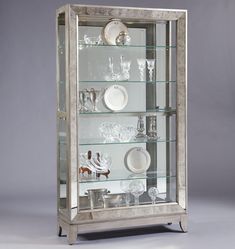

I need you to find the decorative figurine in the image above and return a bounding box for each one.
[79,150,111,178]
[79,166,92,175]
[96,169,111,178]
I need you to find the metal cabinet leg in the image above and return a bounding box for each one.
[179,216,188,233]
[58,225,62,237]
[67,225,78,245]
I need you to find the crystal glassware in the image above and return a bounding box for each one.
[137,58,146,81]
[120,181,131,206]
[148,187,159,204]
[129,180,145,205]
[147,116,158,140]
[118,125,136,142]
[116,31,131,45]
[84,34,102,46]
[146,59,155,82]
[135,115,146,139]
[99,122,136,142]
[79,90,89,112]
[99,122,121,142]
[88,88,104,112]
[91,152,112,171]
[104,57,116,81]
[121,60,131,80]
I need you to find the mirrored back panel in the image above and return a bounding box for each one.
[77,18,177,211]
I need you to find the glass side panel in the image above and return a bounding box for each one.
[58,118,67,209]
[58,13,66,112]
[77,20,177,211]
[57,12,67,209]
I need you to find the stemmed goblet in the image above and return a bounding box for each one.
[146,59,155,82]
[129,180,145,205]
[79,90,89,112]
[89,88,104,112]
[121,60,131,80]
[137,58,146,81]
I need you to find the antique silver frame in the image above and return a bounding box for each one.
[56,4,187,244]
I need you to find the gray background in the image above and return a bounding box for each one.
[1,0,235,200]
[0,0,235,247]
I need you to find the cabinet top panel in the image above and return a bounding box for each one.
[57,4,187,22]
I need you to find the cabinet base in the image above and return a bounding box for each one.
[58,213,187,244]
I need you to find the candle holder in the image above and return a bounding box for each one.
[147,116,158,140]
[135,115,146,139]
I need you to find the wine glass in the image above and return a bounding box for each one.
[137,59,146,81]
[104,57,116,81]
[79,90,89,112]
[148,187,159,204]
[146,59,155,82]
[121,60,131,80]
[89,88,104,112]
[129,180,145,205]
[120,180,131,206]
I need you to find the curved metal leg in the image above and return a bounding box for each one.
[58,225,62,237]
[167,222,172,225]
[179,216,188,233]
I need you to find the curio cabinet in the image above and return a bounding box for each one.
[56,4,187,244]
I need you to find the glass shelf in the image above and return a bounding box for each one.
[79,80,176,84]
[79,138,176,146]
[79,171,176,183]
[79,44,176,49]
[79,108,176,116]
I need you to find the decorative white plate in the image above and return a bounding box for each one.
[102,19,128,45]
[124,147,151,174]
[104,85,128,111]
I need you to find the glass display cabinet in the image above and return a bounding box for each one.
[56,4,187,245]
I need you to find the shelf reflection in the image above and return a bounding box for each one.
[79,108,176,116]
[79,138,176,146]
[79,171,176,183]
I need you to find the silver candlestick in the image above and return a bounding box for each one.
[147,116,158,140]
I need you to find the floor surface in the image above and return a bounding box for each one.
[0,196,234,248]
